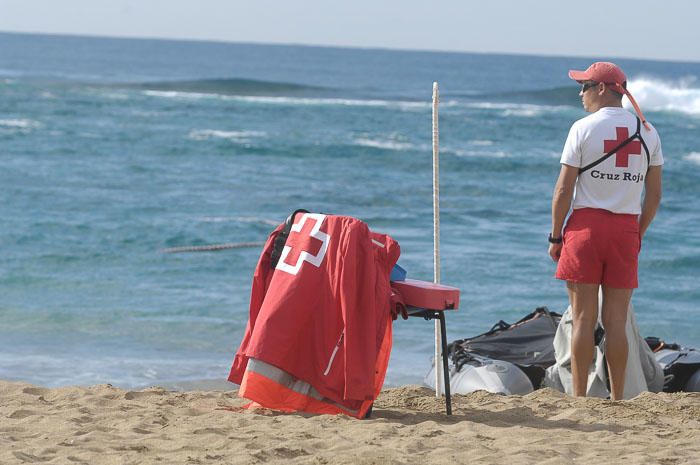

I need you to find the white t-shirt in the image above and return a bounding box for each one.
[561,107,663,215]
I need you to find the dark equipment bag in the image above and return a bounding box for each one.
[448,307,562,389]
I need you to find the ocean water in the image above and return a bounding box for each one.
[1,32,699,389]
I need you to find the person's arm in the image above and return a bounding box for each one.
[639,165,662,238]
[549,164,578,262]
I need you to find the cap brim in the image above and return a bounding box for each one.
[568,70,589,82]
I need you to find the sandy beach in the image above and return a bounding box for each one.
[2,380,699,465]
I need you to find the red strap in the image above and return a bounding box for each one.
[611,81,651,131]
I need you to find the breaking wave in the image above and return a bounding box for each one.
[625,77,700,114]
[143,89,431,110]
[231,95,430,110]
[472,77,700,115]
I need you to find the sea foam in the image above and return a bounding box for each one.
[626,77,700,115]
[684,152,700,165]
[0,118,40,128]
[0,118,41,134]
[353,137,416,151]
[143,89,432,111]
[188,129,266,142]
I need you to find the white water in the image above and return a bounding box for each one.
[684,152,700,165]
[626,76,700,115]
[353,137,416,151]
[0,118,41,128]
[188,129,266,142]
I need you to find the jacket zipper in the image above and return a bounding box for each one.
[323,332,344,376]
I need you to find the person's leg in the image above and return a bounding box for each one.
[567,282,600,397]
[601,286,633,400]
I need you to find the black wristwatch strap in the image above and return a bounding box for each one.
[548,233,563,244]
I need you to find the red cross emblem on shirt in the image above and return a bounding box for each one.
[276,213,330,275]
[604,127,642,168]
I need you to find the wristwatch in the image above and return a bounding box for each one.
[548,233,563,244]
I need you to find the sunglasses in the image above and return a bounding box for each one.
[581,81,599,93]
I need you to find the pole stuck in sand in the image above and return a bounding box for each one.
[432,82,442,398]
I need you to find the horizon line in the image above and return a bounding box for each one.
[2,29,699,66]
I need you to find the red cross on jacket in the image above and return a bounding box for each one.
[229,214,400,415]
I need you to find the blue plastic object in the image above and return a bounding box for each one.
[390,263,407,282]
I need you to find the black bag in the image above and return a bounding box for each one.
[645,337,700,392]
[448,307,562,389]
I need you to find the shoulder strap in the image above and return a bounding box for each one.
[579,117,643,175]
[636,117,651,169]
[270,209,309,269]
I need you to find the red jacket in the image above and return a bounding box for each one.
[229,213,399,407]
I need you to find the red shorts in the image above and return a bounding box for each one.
[555,208,640,288]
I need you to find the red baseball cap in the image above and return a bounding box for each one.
[568,62,627,95]
[568,61,650,131]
